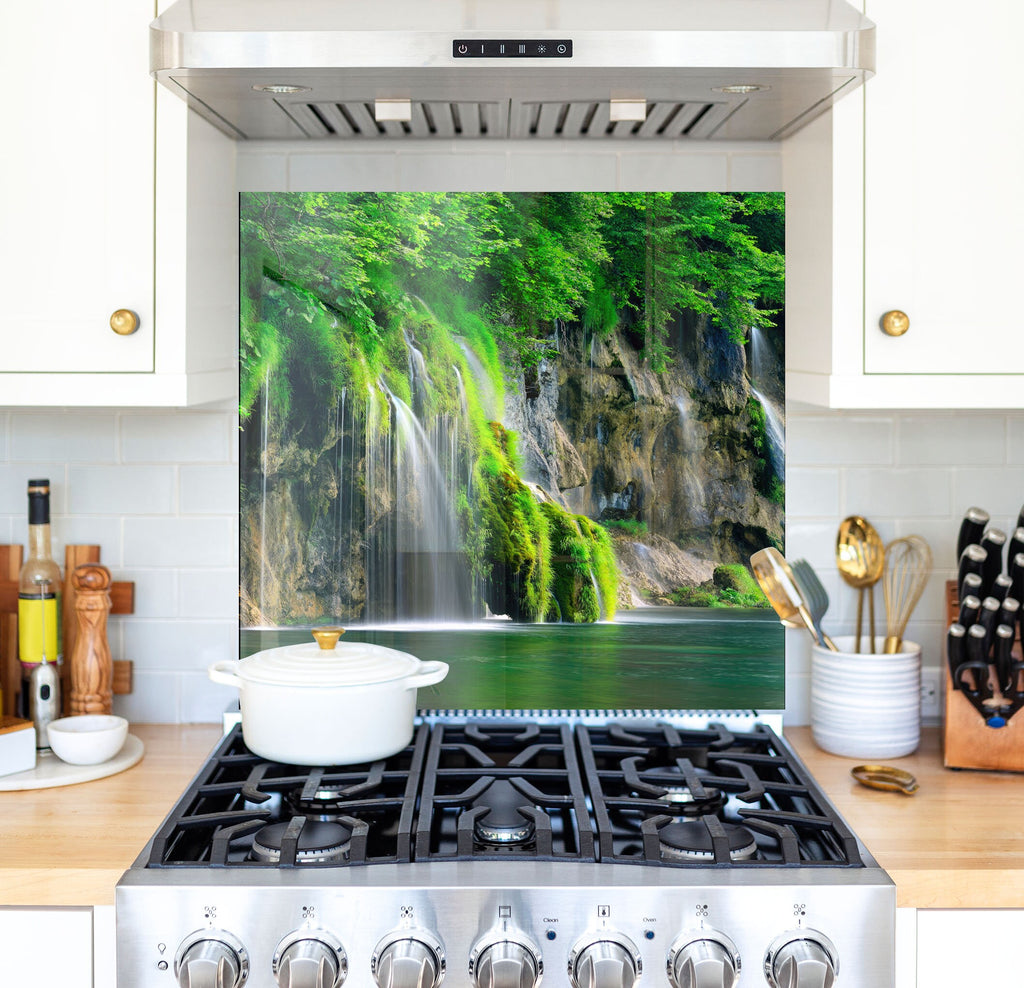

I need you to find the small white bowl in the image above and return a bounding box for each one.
[47,715,128,765]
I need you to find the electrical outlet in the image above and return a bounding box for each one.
[920,667,942,720]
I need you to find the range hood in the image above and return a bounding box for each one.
[151,0,874,142]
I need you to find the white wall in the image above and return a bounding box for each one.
[3,141,1019,724]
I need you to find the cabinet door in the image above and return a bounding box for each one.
[863,0,1024,376]
[917,910,1024,984]
[0,907,94,988]
[0,0,154,373]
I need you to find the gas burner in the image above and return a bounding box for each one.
[286,785,354,820]
[656,785,727,817]
[251,820,353,864]
[657,821,757,863]
[472,780,536,845]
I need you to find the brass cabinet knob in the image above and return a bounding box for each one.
[880,310,910,337]
[109,309,140,336]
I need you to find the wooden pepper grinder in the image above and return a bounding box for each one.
[69,564,113,715]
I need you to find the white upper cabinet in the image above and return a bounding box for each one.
[0,0,237,407]
[784,0,1024,408]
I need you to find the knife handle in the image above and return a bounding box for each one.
[978,595,1002,647]
[989,573,1013,603]
[946,623,967,689]
[965,624,993,698]
[998,596,1020,631]
[1010,552,1024,605]
[958,545,988,599]
[958,593,982,629]
[1008,527,1024,570]
[994,624,1016,695]
[980,529,1007,590]
[957,507,990,562]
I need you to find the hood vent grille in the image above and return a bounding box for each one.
[279,99,736,140]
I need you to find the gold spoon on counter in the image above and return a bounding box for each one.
[836,516,885,653]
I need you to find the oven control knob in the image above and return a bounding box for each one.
[764,931,838,988]
[372,931,446,988]
[470,936,543,988]
[568,934,642,988]
[273,931,347,988]
[668,932,740,988]
[175,930,249,988]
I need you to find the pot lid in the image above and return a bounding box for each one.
[238,635,423,687]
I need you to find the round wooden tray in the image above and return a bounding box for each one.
[0,733,143,791]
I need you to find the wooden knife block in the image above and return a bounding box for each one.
[0,544,134,718]
[943,580,1024,772]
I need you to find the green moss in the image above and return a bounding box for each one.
[539,504,620,622]
[600,518,649,537]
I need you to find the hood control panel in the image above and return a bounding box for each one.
[453,40,573,58]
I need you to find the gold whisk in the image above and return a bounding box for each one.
[882,535,933,654]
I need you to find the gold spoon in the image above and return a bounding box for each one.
[836,516,885,653]
[750,548,839,651]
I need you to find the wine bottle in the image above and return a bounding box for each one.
[18,479,62,722]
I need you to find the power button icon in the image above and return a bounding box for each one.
[458,44,468,54]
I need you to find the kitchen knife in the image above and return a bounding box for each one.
[957,506,990,562]
[1008,527,1024,569]
[964,624,993,697]
[958,593,982,629]
[946,623,967,689]
[1017,504,1024,534]
[989,573,1013,603]
[957,545,988,599]
[978,595,1002,649]
[998,596,1020,631]
[980,528,1008,589]
[994,623,1016,695]
[1010,552,1024,605]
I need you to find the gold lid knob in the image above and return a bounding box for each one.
[880,310,910,337]
[110,309,140,336]
[311,627,345,650]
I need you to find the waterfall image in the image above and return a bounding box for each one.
[239,191,787,710]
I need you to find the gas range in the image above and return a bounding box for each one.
[116,715,894,988]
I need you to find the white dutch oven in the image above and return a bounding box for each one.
[208,629,448,765]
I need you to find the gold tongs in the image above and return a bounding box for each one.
[851,764,919,795]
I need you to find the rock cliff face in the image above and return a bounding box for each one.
[504,315,784,582]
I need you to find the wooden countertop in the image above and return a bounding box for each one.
[787,726,1024,909]
[1,725,1021,909]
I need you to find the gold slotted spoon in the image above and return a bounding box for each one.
[836,516,885,653]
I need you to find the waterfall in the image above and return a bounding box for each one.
[404,329,433,412]
[589,567,605,621]
[750,386,785,479]
[258,365,271,622]
[333,387,348,607]
[456,338,501,422]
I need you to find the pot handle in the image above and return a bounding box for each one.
[208,660,243,689]
[404,660,449,691]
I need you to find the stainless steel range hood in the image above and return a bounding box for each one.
[151,0,874,142]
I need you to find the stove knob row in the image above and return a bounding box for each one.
[175,930,249,988]
[764,931,839,988]
[371,930,446,988]
[667,931,740,988]
[469,932,544,988]
[273,930,348,988]
[568,932,642,988]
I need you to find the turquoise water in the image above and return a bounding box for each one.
[240,607,784,711]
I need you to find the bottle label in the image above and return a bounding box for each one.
[18,595,61,666]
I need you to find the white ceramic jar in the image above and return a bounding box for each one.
[209,631,448,765]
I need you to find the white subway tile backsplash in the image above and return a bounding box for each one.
[124,517,234,567]
[618,153,728,191]
[728,154,783,191]
[843,468,951,518]
[507,153,618,190]
[181,465,240,515]
[951,467,1024,522]
[180,671,240,724]
[1008,417,1024,465]
[179,569,238,619]
[784,468,840,517]
[397,153,508,191]
[290,153,400,191]
[68,465,176,515]
[116,569,180,619]
[121,413,230,463]
[899,414,1006,465]
[785,415,892,466]
[10,413,117,462]
[113,671,181,724]
[0,464,67,513]
[44,517,124,568]
[123,619,236,672]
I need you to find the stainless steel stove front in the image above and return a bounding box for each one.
[117,860,894,987]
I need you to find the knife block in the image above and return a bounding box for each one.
[943,580,1024,771]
